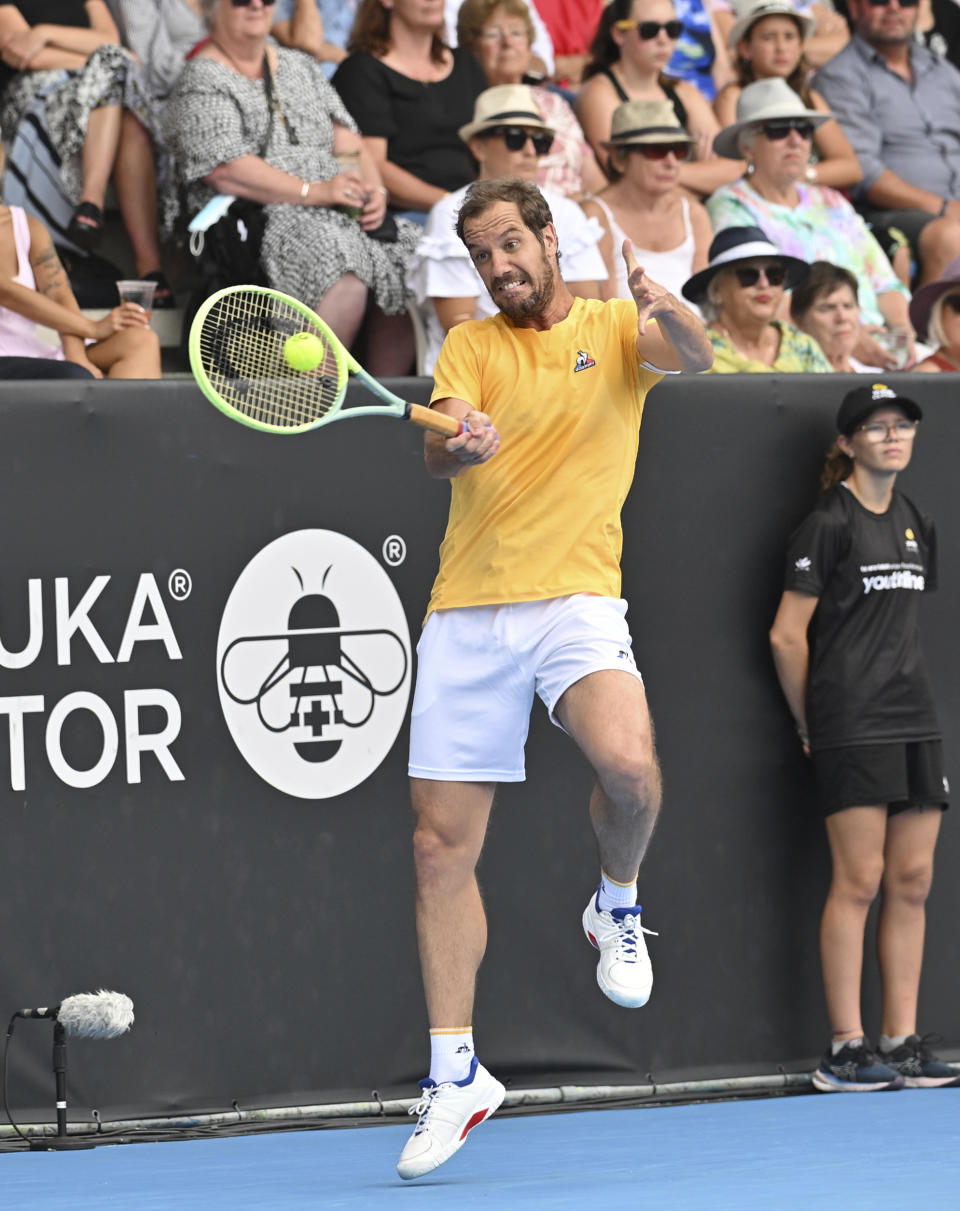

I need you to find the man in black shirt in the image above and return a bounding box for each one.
[769,383,957,1095]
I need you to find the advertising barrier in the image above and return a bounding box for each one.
[1,373,956,1121]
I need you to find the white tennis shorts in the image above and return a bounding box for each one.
[408,594,644,782]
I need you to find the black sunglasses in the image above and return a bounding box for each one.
[616,19,684,39]
[488,126,555,155]
[761,118,815,141]
[866,0,919,7]
[628,141,692,160]
[230,0,277,7]
[734,264,787,287]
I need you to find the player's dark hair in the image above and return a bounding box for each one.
[819,442,853,493]
[455,178,557,258]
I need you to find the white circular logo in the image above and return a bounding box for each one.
[217,530,412,799]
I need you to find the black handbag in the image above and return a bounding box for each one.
[192,197,269,289]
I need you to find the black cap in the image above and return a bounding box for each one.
[836,383,923,436]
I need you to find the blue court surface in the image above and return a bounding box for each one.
[4,1091,957,1210]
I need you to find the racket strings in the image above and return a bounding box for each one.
[198,290,344,430]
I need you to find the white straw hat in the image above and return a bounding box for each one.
[713,77,830,159]
[458,84,556,143]
[601,99,694,149]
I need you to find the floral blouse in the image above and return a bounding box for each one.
[705,320,832,373]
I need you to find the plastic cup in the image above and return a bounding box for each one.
[335,152,366,221]
[116,279,157,319]
[874,326,911,369]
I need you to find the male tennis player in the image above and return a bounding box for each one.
[398,177,713,1181]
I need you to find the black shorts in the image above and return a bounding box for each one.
[858,205,938,260]
[811,740,950,818]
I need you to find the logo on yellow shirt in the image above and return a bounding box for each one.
[574,349,596,373]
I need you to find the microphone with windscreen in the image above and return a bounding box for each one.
[5,989,135,1149]
[15,991,134,1038]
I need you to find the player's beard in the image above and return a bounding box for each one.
[492,245,557,321]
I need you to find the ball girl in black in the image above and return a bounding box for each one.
[769,384,957,1093]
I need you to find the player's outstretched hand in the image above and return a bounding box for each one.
[623,238,678,335]
[445,409,500,466]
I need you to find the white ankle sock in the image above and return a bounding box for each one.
[597,869,637,911]
[428,1028,474,1084]
[880,1033,909,1053]
[832,1036,864,1055]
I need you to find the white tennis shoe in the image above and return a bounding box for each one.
[396,1057,505,1181]
[582,889,656,1008]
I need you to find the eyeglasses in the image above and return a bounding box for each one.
[478,25,529,43]
[856,420,919,440]
[865,0,919,8]
[733,264,786,287]
[761,119,815,141]
[488,126,555,155]
[230,0,276,6]
[627,141,693,160]
[615,19,684,39]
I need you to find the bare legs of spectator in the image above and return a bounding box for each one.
[917,216,960,285]
[365,308,415,376]
[86,327,162,379]
[113,111,165,278]
[78,103,120,218]
[315,273,369,349]
[80,106,166,278]
[316,280,415,373]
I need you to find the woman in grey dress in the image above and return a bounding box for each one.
[166,0,418,372]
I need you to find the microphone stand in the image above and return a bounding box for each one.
[28,1021,95,1151]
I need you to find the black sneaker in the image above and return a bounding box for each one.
[880,1035,960,1088]
[812,1040,905,1093]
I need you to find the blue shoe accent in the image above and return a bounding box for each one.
[453,1056,479,1087]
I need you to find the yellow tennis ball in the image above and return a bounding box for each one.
[284,331,324,372]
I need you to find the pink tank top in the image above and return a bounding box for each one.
[0,207,64,359]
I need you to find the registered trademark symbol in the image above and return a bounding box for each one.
[168,569,192,600]
[382,536,406,567]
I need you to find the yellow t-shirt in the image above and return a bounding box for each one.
[426,296,663,616]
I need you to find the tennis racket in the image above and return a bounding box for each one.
[188,284,466,437]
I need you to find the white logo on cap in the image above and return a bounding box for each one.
[870,383,897,401]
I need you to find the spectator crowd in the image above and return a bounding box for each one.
[1,0,960,379]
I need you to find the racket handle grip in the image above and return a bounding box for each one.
[407,403,469,437]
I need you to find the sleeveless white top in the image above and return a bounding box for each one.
[592,194,698,309]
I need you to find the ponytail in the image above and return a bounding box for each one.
[819,441,853,493]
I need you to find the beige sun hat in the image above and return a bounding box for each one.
[713,77,830,159]
[727,0,814,48]
[600,99,694,150]
[458,84,556,143]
